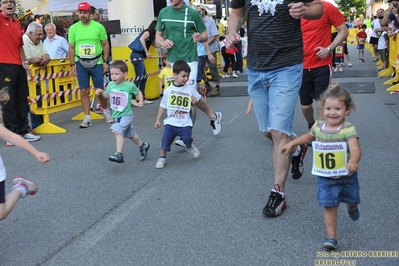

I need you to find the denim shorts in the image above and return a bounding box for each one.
[247,63,303,135]
[317,172,360,207]
[76,61,104,89]
[110,114,136,138]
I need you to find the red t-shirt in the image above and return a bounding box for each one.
[356,31,367,46]
[0,12,24,65]
[301,1,346,69]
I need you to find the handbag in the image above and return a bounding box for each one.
[78,54,102,69]
[128,32,145,53]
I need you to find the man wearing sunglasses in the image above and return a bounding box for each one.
[0,0,41,144]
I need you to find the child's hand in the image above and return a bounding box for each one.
[281,144,293,155]
[35,151,50,164]
[347,162,358,174]
[155,120,161,129]
[191,96,197,106]
[137,101,144,108]
[95,89,103,96]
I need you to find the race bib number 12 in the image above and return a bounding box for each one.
[311,141,348,177]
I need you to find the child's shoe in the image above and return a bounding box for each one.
[139,143,150,161]
[109,152,124,163]
[323,238,337,249]
[156,157,166,169]
[339,68,342,72]
[333,68,338,72]
[12,176,38,197]
[347,206,360,221]
[187,144,200,158]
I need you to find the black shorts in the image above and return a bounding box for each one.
[300,65,332,106]
[369,36,379,45]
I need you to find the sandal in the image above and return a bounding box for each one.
[347,206,360,221]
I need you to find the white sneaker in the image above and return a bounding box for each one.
[104,111,114,123]
[222,74,229,78]
[232,73,238,78]
[333,68,338,72]
[187,144,200,158]
[339,68,342,72]
[211,112,222,135]
[156,157,166,169]
[22,132,41,142]
[348,63,352,67]
[79,117,92,128]
[174,139,185,148]
[143,100,153,104]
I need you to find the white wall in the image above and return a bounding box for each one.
[19,0,49,15]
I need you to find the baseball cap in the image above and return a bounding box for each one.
[77,2,91,11]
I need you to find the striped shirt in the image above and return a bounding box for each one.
[230,0,314,70]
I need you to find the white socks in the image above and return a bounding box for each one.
[12,183,27,198]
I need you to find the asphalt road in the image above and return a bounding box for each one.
[0,45,398,266]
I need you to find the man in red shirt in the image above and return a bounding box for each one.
[300,1,348,132]
[0,0,40,143]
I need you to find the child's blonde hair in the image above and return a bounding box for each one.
[319,84,356,114]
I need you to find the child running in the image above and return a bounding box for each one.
[154,60,200,169]
[281,84,361,250]
[96,60,150,163]
[0,87,50,220]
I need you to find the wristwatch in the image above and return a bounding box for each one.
[104,59,110,64]
[327,47,332,53]
[23,60,28,65]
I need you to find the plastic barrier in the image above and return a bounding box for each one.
[382,35,399,91]
[28,59,101,134]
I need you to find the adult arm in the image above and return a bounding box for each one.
[140,31,152,58]
[289,0,323,20]
[68,43,76,74]
[225,7,246,48]
[101,39,110,73]
[19,47,31,76]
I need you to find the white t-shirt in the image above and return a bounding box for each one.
[0,156,6,182]
[371,19,381,38]
[378,31,388,50]
[160,83,196,127]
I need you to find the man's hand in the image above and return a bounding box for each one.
[288,2,307,19]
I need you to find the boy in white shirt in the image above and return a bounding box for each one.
[154,60,200,169]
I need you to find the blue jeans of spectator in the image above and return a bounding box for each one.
[131,51,147,99]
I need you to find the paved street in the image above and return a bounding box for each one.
[0,45,398,266]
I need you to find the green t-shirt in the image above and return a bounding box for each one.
[68,20,108,63]
[156,4,206,63]
[106,81,139,118]
[364,19,372,29]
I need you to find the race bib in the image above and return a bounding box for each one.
[79,44,96,59]
[165,76,174,87]
[311,141,348,177]
[167,90,191,112]
[359,38,366,44]
[110,91,129,112]
[335,46,343,53]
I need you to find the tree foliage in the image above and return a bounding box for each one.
[335,0,366,18]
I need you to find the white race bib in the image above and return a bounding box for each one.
[167,90,191,112]
[311,141,348,177]
[109,91,129,112]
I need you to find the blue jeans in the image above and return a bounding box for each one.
[131,52,147,98]
[317,172,360,207]
[247,63,303,135]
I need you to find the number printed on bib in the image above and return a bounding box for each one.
[167,90,191,112]
[79,44,96,58]
[359,38,366,44]
[110,91,129,112]
[311,141,348,177]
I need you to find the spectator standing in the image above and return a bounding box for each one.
[196,4,221,97]
[23,22,51,130]
[300,0,348,135]
[225,0,323,217]
[381,1,399,29]
[377,26,389,71]
[68,1,113,128]
[370,9,384,62]
[43,23,69,59]
[216,17,225,37]
[34,14,44,24]
[0,1,40,144]
[130,20,159,105]
[219,36,238,78]
[155,0,222,137]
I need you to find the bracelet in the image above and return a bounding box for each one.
[70,63,75,66]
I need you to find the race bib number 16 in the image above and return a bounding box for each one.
[311,141,348,177]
